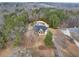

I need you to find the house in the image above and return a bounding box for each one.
[33,21,49,35]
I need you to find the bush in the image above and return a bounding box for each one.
[44,31,54,48]
[0,9,28,48]
[13,32,21,47]
[40,8,69,28]
[49,15,60,28]
[0,31,7,48]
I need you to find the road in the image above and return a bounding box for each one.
[52,29,65,57]
[50,28,79,57]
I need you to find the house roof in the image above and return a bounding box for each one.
[33,21,49,32]
[35,21,49,28]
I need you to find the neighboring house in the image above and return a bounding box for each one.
[33,21,49,35]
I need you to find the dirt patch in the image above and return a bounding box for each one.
[0,47,12,57]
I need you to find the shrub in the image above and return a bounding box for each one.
[0,31,7,48]
[44,31,54,48]
[40,8,69,28]
[0,9,28,48]
[13,32,21,47]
